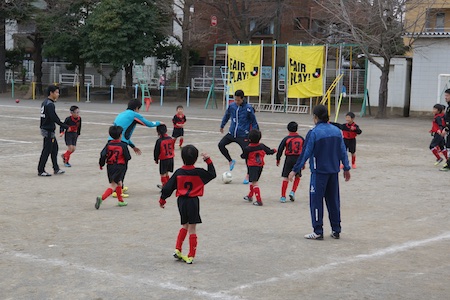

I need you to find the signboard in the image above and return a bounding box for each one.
[211,15,218,27]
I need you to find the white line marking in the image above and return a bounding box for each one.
[2,232,449,299]
[0,138,32,144]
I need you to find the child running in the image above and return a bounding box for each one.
[429,104,447,165]
[276,121,304,203]
[60,105,81,167]
[154,124,175,189]
[172,105,186,149]
[96,126,131,209]
[159,145,216,264]
[331,112,362,169]
[241,129,277,206]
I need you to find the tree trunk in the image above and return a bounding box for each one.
[31,34,44,96]
[79,62,86,98]
[0,19,7,93]
[376,57,390,118]
[180,0,193,91]
[125,62,133,98]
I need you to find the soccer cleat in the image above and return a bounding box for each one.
[95,196,102,210]
[352,164,357,169]
[64,163,71,167]
[229,159,236,171]
[330,231,340,239]
[122,186,128,193]
[182,255,193,264]
[173,249,183,260]
[289,191,295,202]
[253,201,263,206]
[54,169,65,175]
[280,196,286,203]
[156,184,163,190]
[435,158,444,166]
[38,172,52,177]
[243,196,253,202]
[304,232,324,240]
[118,201,128,207]
[61,154,67,164]
[243,178,249,184]
[440,164,450,171]
[112,192,129,198]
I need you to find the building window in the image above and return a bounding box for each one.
[250,20,274,36]
[436,12,445,32]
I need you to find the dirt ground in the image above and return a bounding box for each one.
[0,94,449,300]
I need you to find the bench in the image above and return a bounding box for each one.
[59,73,95,87]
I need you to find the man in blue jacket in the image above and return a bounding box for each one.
[219,90,259,183]
[289,105,351,240]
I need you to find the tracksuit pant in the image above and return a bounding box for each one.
[309,172,341,235]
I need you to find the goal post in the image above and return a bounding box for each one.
[437,74,450,103]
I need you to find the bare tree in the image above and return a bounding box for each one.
[313,0,432,118]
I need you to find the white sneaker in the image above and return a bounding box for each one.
[304,232,323,240]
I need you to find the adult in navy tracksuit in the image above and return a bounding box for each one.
[219,90,259,175]
[289,105,351,240]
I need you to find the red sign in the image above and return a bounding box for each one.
[210,15,218,27]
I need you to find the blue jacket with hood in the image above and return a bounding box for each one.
[220,101,259,138]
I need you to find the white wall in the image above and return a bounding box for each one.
[367,57,412,109]
[410,38,450,112]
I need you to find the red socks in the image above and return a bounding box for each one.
[176,228,188,251]
[161,175,169,186]
[115,186,123,201]
[432,147,441,160]
[253,186,261,202]
[102,188,113,200]
[248,184,254,197]
[188,234,197,258]
[352,155,356,165]
[292,177,300,192]
[179,138,184,147]
[281,180,288,197]
[442,149,448,159]
[64,150,72,163]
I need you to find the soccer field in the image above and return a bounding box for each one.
[1,95,449,300]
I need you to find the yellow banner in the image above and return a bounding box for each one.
[227,45,261,96]
[287,45,324,98]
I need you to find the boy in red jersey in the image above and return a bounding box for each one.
[331,112,362,169]
[429,104,447,165]
[154,124,175,189]
[241,129,277,206]
[276,122,304,203]
[95,126,132,209]
[159,145,216,264]
[60,106,81,167]
[172,105,186,148]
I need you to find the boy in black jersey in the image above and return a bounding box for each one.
[159,145,216,264]
[429,104,447,165]
[276,122,304,203]
[96,126,132,209]
[154,124,175,189]
[60,106,81,167]
[172,105,186,148]
[241,129,277,206]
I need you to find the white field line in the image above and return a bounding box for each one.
[1,232,449,300]
[0,138,32,144]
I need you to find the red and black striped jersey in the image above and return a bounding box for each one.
[154,134,175,161]
[241,143,276,167]
[172,114,186,129]
[99,139,132,167]
[431,113,445,133]
[60,116,81,135]
[161,160,216,199]
[276,133,304,161]
[330,122,362,139]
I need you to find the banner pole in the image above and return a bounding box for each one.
[271,40,276,113]
[285,43,289,113]
[258,40,263,112]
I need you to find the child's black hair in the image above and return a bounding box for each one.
[433,104,444,113]
[445,89,450,94]
[176,105,183,110]
[181,144,198,165]
[287,121,298,132]
[156,124,167,135]
[248,129,261,143]
[346,112,356,119]
[313,105,329,122]
[127,98,142,111]
[70,105,79,112]
[109,125,123,140]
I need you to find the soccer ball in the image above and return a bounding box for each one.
[222,171,233,184]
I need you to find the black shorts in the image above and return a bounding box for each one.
[159,158,174,174]
[430,134,445,150]
[248,166,263,182]
[177,196,202,225]
[107,164,126,184]
[172,128,184,138]
[65,132,78,146]
[282,156,302,178]
[344,138,357,154]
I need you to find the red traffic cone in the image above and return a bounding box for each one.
[144,97,152,111]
